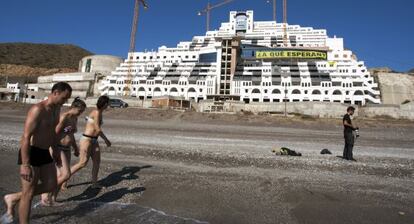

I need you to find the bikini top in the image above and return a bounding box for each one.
[85,116,103,125]
[63,126,73,133]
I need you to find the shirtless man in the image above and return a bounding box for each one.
[40,97,86,205]
[1,82,72,224]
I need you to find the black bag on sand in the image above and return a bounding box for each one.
[320,148,332,154]
[273,147,302,156]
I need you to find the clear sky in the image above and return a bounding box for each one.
[1,0,413,72]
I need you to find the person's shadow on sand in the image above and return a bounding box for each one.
[64,165,151,202]
[32,186,146,223]
[31,165,151,222]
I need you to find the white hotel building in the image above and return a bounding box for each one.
[100,11,381,105]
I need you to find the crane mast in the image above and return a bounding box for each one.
[125,0,148,96]
[283,0,288,46]
[198,0,234,32]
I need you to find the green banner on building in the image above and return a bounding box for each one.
[256,50,327,60]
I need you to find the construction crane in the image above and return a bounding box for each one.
[198,0,234,32]
[283,0,288,46]
[266,0,277,21]
[125,0,148,96]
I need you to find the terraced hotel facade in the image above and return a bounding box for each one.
[100,11,381,105]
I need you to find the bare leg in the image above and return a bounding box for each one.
[50,150,71,203]
[70,139,91,177]
[61,150,71,190]
[91,143,101,187]
[20,163,57,223]
[4,192,21,217]
[40,148,70,205]
[4,163,57,222]
[17,166,39,224]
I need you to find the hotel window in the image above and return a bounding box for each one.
[334,54,339,58]
[136,56,139,59]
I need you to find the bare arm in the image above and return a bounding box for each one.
[55,113,68,135]
[99,131,111,146]
[51,106,62,164]
[343,119,357,130]
[20,105,42,181]
[71,118,80,156]
[91,110,102,133]
[94,110,111,147]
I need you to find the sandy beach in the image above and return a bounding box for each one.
[0,102,413,224]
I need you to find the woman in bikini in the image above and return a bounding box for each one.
[70,95,111,188]
[41,97,86,205]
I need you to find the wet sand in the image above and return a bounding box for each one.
[0,103,413,223]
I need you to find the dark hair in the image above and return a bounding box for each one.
[51,82,72,93]
[71,97,86,109]
[347,106,356,112]
[97,95,109,109]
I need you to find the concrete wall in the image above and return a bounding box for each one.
[83,97,151,108]
[35,82,91,91]
[35,73,96,98]
[359,102,414,120]
[196,101,414,120]
[376,72,414,105]
[196,101,351,118]
[79,55,123,75]
[37,73,95,83]
[34,54,123,98]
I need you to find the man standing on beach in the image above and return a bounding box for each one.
[343,106,358,161]
[1,82,72,224]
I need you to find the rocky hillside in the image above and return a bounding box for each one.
[0,43,93,69]
[0,43,93,86]
[0,64,77,77]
